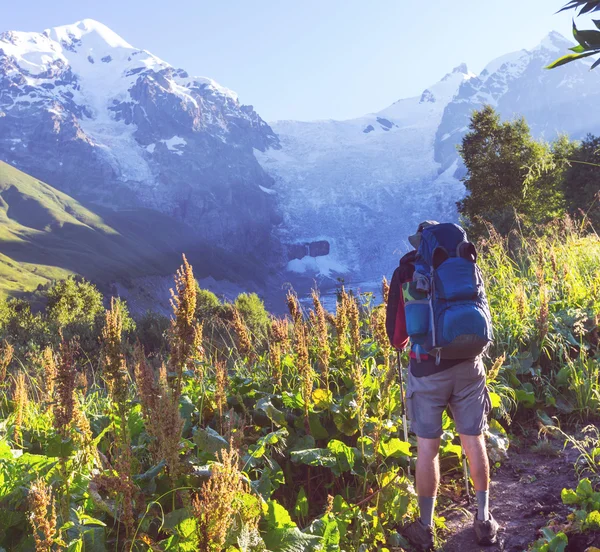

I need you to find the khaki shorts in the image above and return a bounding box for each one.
[406,358,491,439]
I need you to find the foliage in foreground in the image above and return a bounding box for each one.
[0,224,598,551]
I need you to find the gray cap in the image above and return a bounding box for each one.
[408,220,440,249]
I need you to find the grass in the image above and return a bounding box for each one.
[0,162,270,300]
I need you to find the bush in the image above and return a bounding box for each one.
[234,292,270,344]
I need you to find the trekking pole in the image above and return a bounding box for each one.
[396,350,411,477]
[462,451,472,506]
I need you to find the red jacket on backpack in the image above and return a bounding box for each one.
[385,250,416,351]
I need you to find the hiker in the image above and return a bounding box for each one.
[386,221,500,550]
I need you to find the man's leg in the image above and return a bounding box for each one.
[460,433,489,521]
[416,436,441,526]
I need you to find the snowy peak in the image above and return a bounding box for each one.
[44,19,133,50]
[0,19,280,258]
[451,63,470,75]
[534,30,573,53]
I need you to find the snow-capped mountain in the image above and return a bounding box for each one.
[2,21,599,291]
[257,31,600,283]
[0,19,280,256]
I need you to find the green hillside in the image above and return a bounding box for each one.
[0,161,264,298]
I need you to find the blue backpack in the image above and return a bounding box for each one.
[405,223,493,363]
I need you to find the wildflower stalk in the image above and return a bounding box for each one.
[169,255,203,399]
[193,446,251,551]
[28,478,57,552]
[215,360,228,432]
[311,290,331,389]
[13,371,28,446]
[0,340,14,385]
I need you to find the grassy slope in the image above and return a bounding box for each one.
[0,161,266,298]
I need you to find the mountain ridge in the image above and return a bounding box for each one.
[0,18,281,262]
[257,30,600,283]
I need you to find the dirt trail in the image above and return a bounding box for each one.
[439,439,599,552]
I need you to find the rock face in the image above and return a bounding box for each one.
[287,240,330,261]
[256,32,600,282]
[0,19,281,256]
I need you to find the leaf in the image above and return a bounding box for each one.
[77,514,106,527]
[308,413,329,440]
[256,397,287,427]
[489,392,501,409]
[378,438,412,459]
[514,388,536,408]
[561,487,579,504]
[282,391,304,410]
[290,448,336,470]
[440,442,462,459]
[0,440,11,460]
[294,487,309,519]
[134,460,166,482]
[327,439,357,475]
[536,410,555,427]
[45,434,75,458]
[266,500,296,530]
[576,478,594,499]
[163,508,191,531]
[193,426,228,455]
[127,403,145,440]
[312,388,333,409]
[546,50,598,69]
[263,528,322,552]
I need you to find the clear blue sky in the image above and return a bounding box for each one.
[3,0,577,121]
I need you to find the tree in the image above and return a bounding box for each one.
[548,1,600,69]
[562,134,600,228]
[458,106,567,239]
[46,277,104,329]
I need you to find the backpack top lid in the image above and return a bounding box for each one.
[417,223,468,267]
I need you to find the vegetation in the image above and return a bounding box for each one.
[458,106,599,241]
[0,101,599,549]
[0,215,598,550]
[0,161,268,300]
[548,1,600,69]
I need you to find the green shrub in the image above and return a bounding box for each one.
[234,292,270,343]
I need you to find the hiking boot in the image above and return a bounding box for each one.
[474,512,499,546]
[402,519,435,551]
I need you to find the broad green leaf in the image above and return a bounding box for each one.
[585,510,600,530]
[312,388,333,409]
[327,439,356,475]
[163,508,192,531]
[282,391,304,410]
[193,426,228,455]
[378,438,412,459]
[134,460,166,482]
[290,448,336,470]
[263,527,322,552]
[294,487,309,519]
[308,413,329,440]
[78,514,106,527]
[266,500,296,530]
[561,487,579,504]
[514,388,536,408]
[0,440,11,460]
[489,392,501,409]
[256,397,287,427]
[576,478,594,499]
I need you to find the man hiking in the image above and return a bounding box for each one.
[386,221,500,550]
